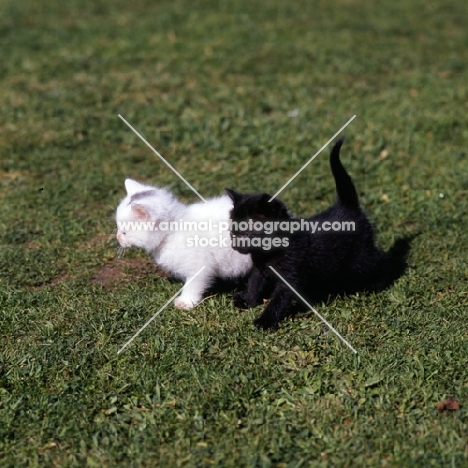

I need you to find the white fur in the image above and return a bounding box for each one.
[116,179,252,309]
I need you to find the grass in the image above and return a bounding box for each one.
[1,0,467,466]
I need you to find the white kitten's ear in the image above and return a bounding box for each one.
[125,179,145,196]
[131,203,150,220]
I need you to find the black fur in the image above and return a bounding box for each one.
[226,137,411,330]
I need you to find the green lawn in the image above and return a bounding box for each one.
[1,0,467,466]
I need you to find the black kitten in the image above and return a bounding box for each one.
[225,137,410,330]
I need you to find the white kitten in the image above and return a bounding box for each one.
[116,179,252,309]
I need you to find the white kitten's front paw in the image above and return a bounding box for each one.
[174,296,198,310]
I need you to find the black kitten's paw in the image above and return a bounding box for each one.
[254,314,279,331]
[233,291,261,309]
[233,292,249,309]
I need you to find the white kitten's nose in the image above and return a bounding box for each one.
[116,233,125,246]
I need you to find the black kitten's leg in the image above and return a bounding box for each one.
[254,283,294,330]
[233,267,268,309]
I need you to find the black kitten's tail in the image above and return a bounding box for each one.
[330,137,359,209]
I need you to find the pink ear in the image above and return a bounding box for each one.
[132,204,150,220]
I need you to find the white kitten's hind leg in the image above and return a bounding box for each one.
[174,297,196,310]
[174,269,213,310]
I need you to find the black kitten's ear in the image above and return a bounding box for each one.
[257,193,276,218]
[259,193,273,204]
[258,194,289,218]
[225,188,242,203]
[258,193,274,214]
